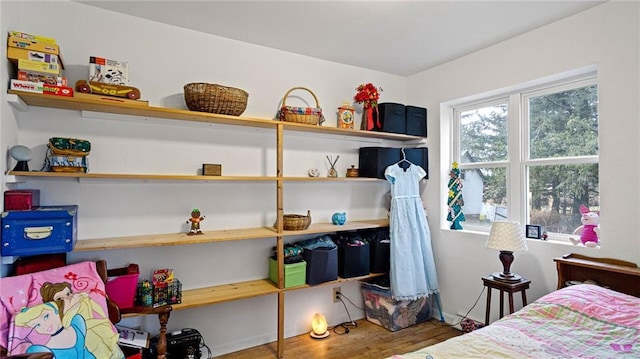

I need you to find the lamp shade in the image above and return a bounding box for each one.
[486,221,528,252]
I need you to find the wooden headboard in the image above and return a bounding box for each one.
[555,253,640,298]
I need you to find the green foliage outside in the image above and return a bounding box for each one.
[460,85,599,234]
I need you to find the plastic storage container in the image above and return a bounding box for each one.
[106,273,139,309]
[361,278,432,331]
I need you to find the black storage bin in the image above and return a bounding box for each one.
[405,106,427,137]
[360,228,390,273]
[375,103,406,134]
[338,243,370,278]
[302,246,338,285]
[405,148,429,179]
[359,147,401,179]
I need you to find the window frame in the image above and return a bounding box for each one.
[448,72,599,242]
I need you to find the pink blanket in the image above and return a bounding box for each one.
[388,284,640,358]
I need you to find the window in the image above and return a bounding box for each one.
[450,74,599,241]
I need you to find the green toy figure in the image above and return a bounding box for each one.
[187,208,205,235]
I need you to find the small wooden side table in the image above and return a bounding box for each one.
[482,275,531,326]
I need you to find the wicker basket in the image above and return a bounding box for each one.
[279,87,324,125]
[184,83,248,116]
[279,210,312,231]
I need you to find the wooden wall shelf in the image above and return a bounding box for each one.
[6,90,409,358]
[74,219,389,251]
[7,91,423,142]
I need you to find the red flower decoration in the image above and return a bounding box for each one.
[354,83,382,109]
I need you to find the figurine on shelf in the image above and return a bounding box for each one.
[186,208,205,235]
[327,155,339,178]
[332,212,347,225]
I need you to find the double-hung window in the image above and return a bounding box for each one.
[450,73,599,242]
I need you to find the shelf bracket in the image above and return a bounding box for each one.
[7,94,29,112]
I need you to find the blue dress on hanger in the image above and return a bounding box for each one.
[385,162,439,300]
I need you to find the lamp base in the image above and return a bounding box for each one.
[492,271,522,283]
[309,331,330,339]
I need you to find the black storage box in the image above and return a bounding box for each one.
[375,102,406,134]
[359,228,391,273]
[405,148,429,179]
[405,106,427,137]
[302,246,338,285]
[338,243,370,278]
[359,147,401,179]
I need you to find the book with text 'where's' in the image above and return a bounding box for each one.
[116,325,150,348]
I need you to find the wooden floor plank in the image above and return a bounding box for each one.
[215,318,462,359]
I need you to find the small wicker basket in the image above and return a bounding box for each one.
[184,83,248,116]
[278,210,312,231]
[279,87,324,125]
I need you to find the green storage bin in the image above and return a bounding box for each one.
[269,258,306,288]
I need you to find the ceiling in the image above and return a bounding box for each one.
[77,0,605,76]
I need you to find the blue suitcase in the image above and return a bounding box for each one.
[1,205,78,256]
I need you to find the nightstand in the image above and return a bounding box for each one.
[482,275,531,326]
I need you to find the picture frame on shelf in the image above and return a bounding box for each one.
[525,224,542,239]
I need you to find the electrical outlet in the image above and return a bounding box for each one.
[332,287,341,303]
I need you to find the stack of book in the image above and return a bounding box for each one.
[7,30,73,96]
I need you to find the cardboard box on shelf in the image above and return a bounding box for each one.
[9,30,56,44]
[18,58,60,75]
[10,79,43,93]
[89,56,129,85]
[8,47,64,69]
[17,70,67,86]
[43,84,73,97]
[8,36,59,55]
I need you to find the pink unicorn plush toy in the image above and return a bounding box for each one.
[570,204,600,247]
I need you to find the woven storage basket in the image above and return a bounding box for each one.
[279,87,324,125]
[184,83,248,116]
[279,210,312,231]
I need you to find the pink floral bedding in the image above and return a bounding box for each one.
[387,284,640,359]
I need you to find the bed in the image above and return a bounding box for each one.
[387,253,640,359]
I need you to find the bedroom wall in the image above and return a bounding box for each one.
[0,1,408,355]
[407,0,640,325]
[1,0,638,355]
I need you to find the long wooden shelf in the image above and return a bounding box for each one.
[7,170,384,182]
[7,170,277,181]
[74,219,389,251]
[123,272,387,317]
[8,91,423,142]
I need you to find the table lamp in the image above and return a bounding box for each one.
[486,221,528,282]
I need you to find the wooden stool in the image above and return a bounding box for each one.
[482,275,530,326]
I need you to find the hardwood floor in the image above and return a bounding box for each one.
[215,318,462,359]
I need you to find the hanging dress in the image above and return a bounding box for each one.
[385,163,439,300]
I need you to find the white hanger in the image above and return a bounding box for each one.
[396,148,414,168]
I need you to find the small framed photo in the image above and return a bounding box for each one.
[526,225,542,239]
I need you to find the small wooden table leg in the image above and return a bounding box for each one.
[508,292,515,314]
[499,291,504,318]
[521,289,528,306]
[485,287,492,326]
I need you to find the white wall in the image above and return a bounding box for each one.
[407,0,640,325]
[0,1,407,355]
[2,0,639,356]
